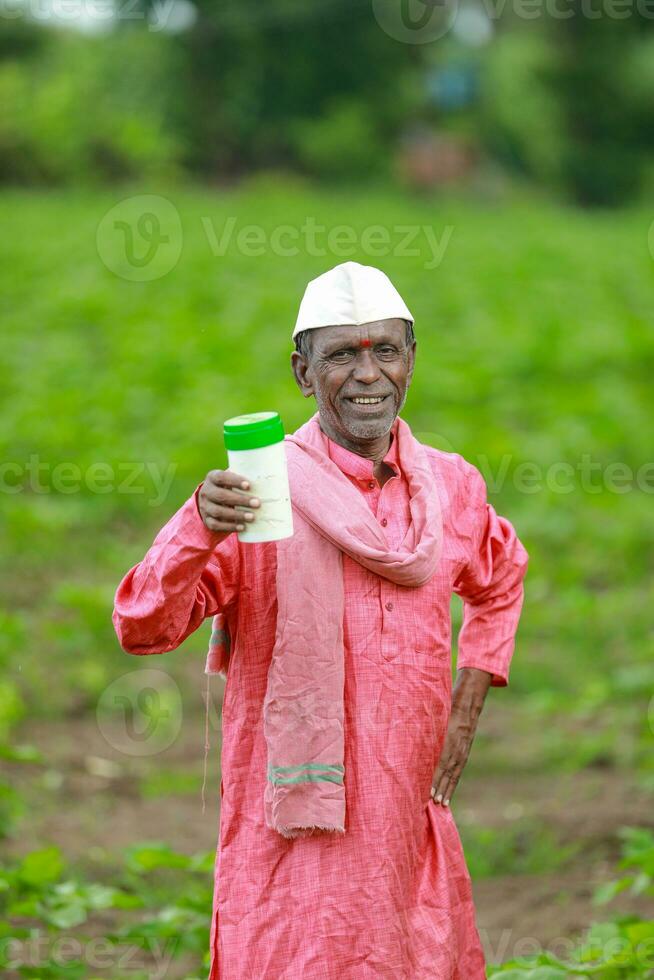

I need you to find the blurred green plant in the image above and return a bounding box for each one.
[2,835,652,978]
[479,33,566,191]
[3,846,133,928]
[487,827,654,976]
[461,820,578,879]
[1,5,652,201]
[594,827,654,907]
[0,28,184,185]
[0,779,26,841]
[488,917,654,977]
[289,98,387,181]
[139,768,204,800]
[0,186,651,750]
[0,842,213,978]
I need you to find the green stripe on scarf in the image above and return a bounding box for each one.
[268,763,345,785]
[268,771,344,786]
[210,629,230,649]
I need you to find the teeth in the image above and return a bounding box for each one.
[352,397,384,404]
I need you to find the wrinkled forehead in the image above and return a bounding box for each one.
[312,318,408,352]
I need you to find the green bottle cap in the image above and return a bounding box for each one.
[223,411,285,451]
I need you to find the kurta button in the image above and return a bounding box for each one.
[381,518,388,527]
[385,601,393,612]
[368,481,375,489]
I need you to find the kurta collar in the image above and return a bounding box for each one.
[325,417,401,482]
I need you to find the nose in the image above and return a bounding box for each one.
[352,349,381,384]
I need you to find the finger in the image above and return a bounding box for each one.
[433,776,450,805]
[203,502,257,526]
[203,484,261,509]
[202,514,245,534]
[439,770,460,807]
[206,469,252,491]
[431,763,454,805]
[430,765,445,801]
[441,749,470,806]
[430,775,443,803]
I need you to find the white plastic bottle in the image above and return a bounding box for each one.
[223,411,294,543]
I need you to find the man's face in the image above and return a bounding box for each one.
[291,318,416,444]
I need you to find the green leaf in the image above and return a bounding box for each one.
[0,743,43,763]
[44,900,87,928]
[124,842,191,872]
[18,847,64,886]
[488,970,531,979]
[631,871,653,895]
[625,919,654,943]
[593,878,631,905]
[526,969,569,979]
[83,883,121,909]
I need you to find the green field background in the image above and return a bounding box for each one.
[1,182,653,977]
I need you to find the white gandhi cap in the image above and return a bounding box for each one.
[292,261,414,342]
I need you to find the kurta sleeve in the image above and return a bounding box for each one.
[112,483,240,655]
[453,463,529,687]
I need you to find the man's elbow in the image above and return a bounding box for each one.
[118,638,165,657]
[111,608,172,657]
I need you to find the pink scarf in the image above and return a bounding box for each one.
[205,412,443,838]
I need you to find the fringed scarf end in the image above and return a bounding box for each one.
[276,823,346,840]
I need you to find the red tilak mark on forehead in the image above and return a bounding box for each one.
[359,338,371,348]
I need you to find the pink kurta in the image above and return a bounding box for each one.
[113,415,529,979]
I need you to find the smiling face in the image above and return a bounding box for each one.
[291,318,416,451]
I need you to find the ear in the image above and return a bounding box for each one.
[406,339,416,387]
[291,351,315,398]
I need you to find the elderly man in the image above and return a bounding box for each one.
[113,261,529,979]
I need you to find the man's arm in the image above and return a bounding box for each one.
[431,667,491,807]
[431,462,529,806]
[112,483,241,655]
[453,462,529,686]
